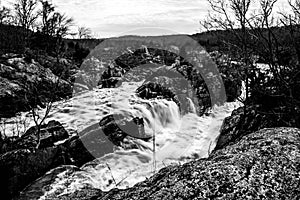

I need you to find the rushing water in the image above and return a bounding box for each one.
[6,81,244,198]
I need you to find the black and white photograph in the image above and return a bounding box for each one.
[0,0,299,199]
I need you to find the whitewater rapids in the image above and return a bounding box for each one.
[6,81,244,198]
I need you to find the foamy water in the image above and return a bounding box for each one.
[5,81,244,198]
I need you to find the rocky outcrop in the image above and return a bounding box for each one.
[136,82,179,103]
[0,146,67,199]
[215,104,300,150]
[0,54,72,118]
[0,121,96,199]
[15,127,300,200]
[1,120,69,153]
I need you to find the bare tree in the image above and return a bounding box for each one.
[202,0,252,101]
[0,6,12,25]
[51,12,74,61]
[202,0,283,102]
[281,0,300,63]
[51,12,74,38]
[14,0,39,30]
[23,76,61,148]
[39,0,55,35]
[78,26,92,39]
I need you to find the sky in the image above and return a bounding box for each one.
[2,0,290,38]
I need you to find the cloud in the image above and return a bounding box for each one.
[3,0,291,38]
[48,0,209,37]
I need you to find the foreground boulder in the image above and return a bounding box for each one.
[0,147,67,199]
[16,127,300,199]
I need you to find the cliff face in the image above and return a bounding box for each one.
[17,127,300,200]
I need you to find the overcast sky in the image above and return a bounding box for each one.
[3,0,290,38]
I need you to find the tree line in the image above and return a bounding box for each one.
[202,0,300,127]
[0,0,92,39]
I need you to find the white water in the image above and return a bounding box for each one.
[5,81,244,198]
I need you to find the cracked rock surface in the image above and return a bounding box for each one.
[19,127,299,200]
[96,127,300,200]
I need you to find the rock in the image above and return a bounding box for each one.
[136,82,178,103]
[98,47,230,115]
[60,135,95,167]
[16,165,103,200]
[0,147,68,199]
[96,128,299,200]
[1,120,70,153]
[215,105,300,150]
[16,165,82,200]
[0,122,98,199]
[23,120,69,149]
[99,114,151,148]
[16,127,300,200]
[0,55,72,118]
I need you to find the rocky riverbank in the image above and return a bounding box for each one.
[0,120,95,199]
[15,127,300,200]
[0,53,74,118]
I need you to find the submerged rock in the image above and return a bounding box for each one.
[15,127,300,200]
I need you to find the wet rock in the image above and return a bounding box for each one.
[1,120,70,153]
[16,165,103,200]
[136,82,178,102]
[15,165,83,200]
[60,135,95,167]
[99,114,151,148]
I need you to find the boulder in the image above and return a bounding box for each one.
[0,146,68,199]
[16,165,83,200]
[60,135,95,167]
[215,104,300,150]
[16,165,103,200]
[15,127,300,200]
[0,121,97,199]
[99,114,151,148]
[1,120,70,153]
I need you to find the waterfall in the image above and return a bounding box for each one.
[8,81,245,198]
[186,97,196,114]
